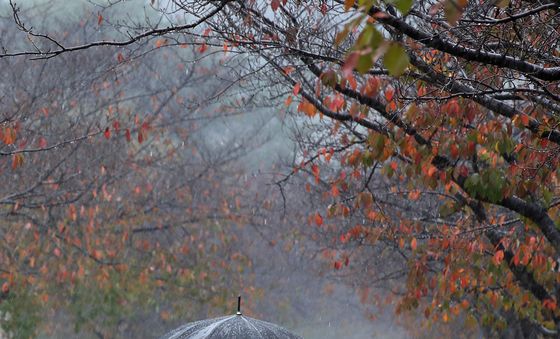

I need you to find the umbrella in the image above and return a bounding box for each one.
[160,297,302,339]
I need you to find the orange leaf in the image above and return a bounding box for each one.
[408,190,421,200]
[4,127,15,145]
[493,250,504,265]
[385,86,395,101]
[284,95,293,107]
[520,114,530,126]
[346,74,357,90]
[314,213,323,226]
[11,154,24,170]
[331,185,340,197]
[411,238,417,251]
[367,210,377,220]
[427,166,437,177]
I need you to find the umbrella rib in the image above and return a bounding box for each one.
[191,316,235,339]
[241,316,265,337]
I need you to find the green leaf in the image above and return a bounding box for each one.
[496,0,509,8]
[358,0,375,10]
[439,200,459,218]
[543,189,553,207]
[444,0,467,25]
[356,53,374,73]
[383,43,410,76]
[355,25,383,50]
[389,0,414,14]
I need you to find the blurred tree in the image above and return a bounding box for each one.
[0,9,271,338]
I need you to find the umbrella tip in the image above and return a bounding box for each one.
[236,295,242,315]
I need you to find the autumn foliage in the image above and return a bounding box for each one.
[2,0,560,337]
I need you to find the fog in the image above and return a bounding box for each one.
[0,1,408,338]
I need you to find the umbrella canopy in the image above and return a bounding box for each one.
[160,297,302,339]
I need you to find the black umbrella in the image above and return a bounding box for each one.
[160,297,302,339]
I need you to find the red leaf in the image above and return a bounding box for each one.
[293,82,301,95]
[97,13,103,26]
[38,137,48,149]
[543,298,557,311]
[271,0,280,11]
[450,143,459,158]
[520,114,530,126]
[138,130,144,144]
[117,52,125,63]
[198,42,208,53]
[283,66,295,75]
[311,163,320,177]
[342,51,359,77]
[113,120,120,133]
[125,128,131,142]
[334,261,342,270]
[104,127,111,139]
